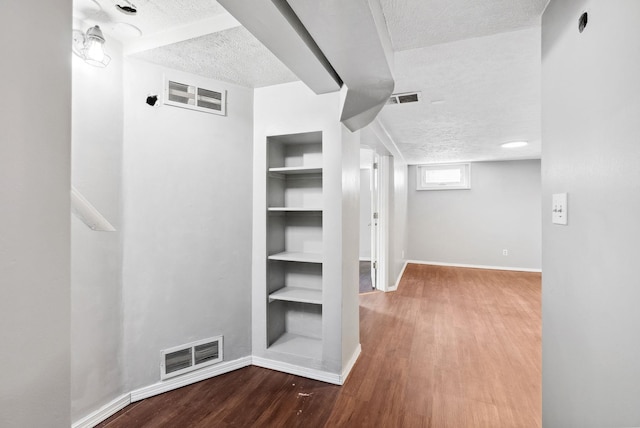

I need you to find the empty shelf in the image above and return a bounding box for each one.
[269,287,322,304]
[268,166,322,175]
[268,252,322,263]
[269,332,322,359]
[268,207,322,212]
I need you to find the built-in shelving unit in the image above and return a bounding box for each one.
[266,131,324,359]
[252,85,361,385]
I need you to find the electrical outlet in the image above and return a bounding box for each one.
[502,249,508,256]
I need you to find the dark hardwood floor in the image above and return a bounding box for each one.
[97,264,541,427]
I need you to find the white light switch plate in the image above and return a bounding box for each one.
[552,193,568,225]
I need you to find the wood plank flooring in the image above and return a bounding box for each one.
[97,264,541,427]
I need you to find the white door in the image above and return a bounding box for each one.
[370,155,379,289]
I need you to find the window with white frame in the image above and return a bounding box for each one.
[416,163,471,190]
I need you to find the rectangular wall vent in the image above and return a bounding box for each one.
[164,77,226,116]
[387,91,421,105]
[164,348,192,375]
[160,336,223,380]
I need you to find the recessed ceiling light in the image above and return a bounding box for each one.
[501,141,528,148]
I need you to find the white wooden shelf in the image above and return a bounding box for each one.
[265,131,325,368]
[268,166,322,175]
[269,287,322,305]
[268,251,322,263]
[269,332,322,359]
[267,207,322,212]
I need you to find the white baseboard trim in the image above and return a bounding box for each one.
[359,257,371,262]
[405,260,542,273]
[72,393,131,428]
[252,356,342,385]
[389,261,409,291]
[130,356,252,402]
[73,347,364,428]
[340,344,361,384]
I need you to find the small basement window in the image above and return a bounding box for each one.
[416,163,471,190]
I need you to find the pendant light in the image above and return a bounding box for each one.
[72,25,111,68]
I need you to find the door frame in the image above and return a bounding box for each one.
[374,155,390,292]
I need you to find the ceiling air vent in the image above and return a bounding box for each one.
[164,77,226,116]
[160,336,223,380]
[387,91,421,105]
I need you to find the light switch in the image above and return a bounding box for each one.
[552,193,568,225]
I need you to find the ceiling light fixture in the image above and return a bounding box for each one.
[501,141,528,148]
[72,25,111,68]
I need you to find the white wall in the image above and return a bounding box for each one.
[0,1,71,426]
[389,155,408,285]
[542,1,640,426]
[122,59,254,391]
[70,35,126,422]
[407,160,541,270]
[340,125,361,369]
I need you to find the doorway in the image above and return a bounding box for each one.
[359,148,379,293]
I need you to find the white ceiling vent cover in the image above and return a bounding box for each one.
[160,336,223,380]
[387,91,421,105]
[164,78,226,116]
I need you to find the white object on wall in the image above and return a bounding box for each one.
[71,187,116,232]
[552,193,567,225]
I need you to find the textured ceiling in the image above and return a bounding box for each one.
[74,0,228,42]
[132,27,298,88]
[379,0,549,51]
[379,27,541,164]
[73,0,546,163]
